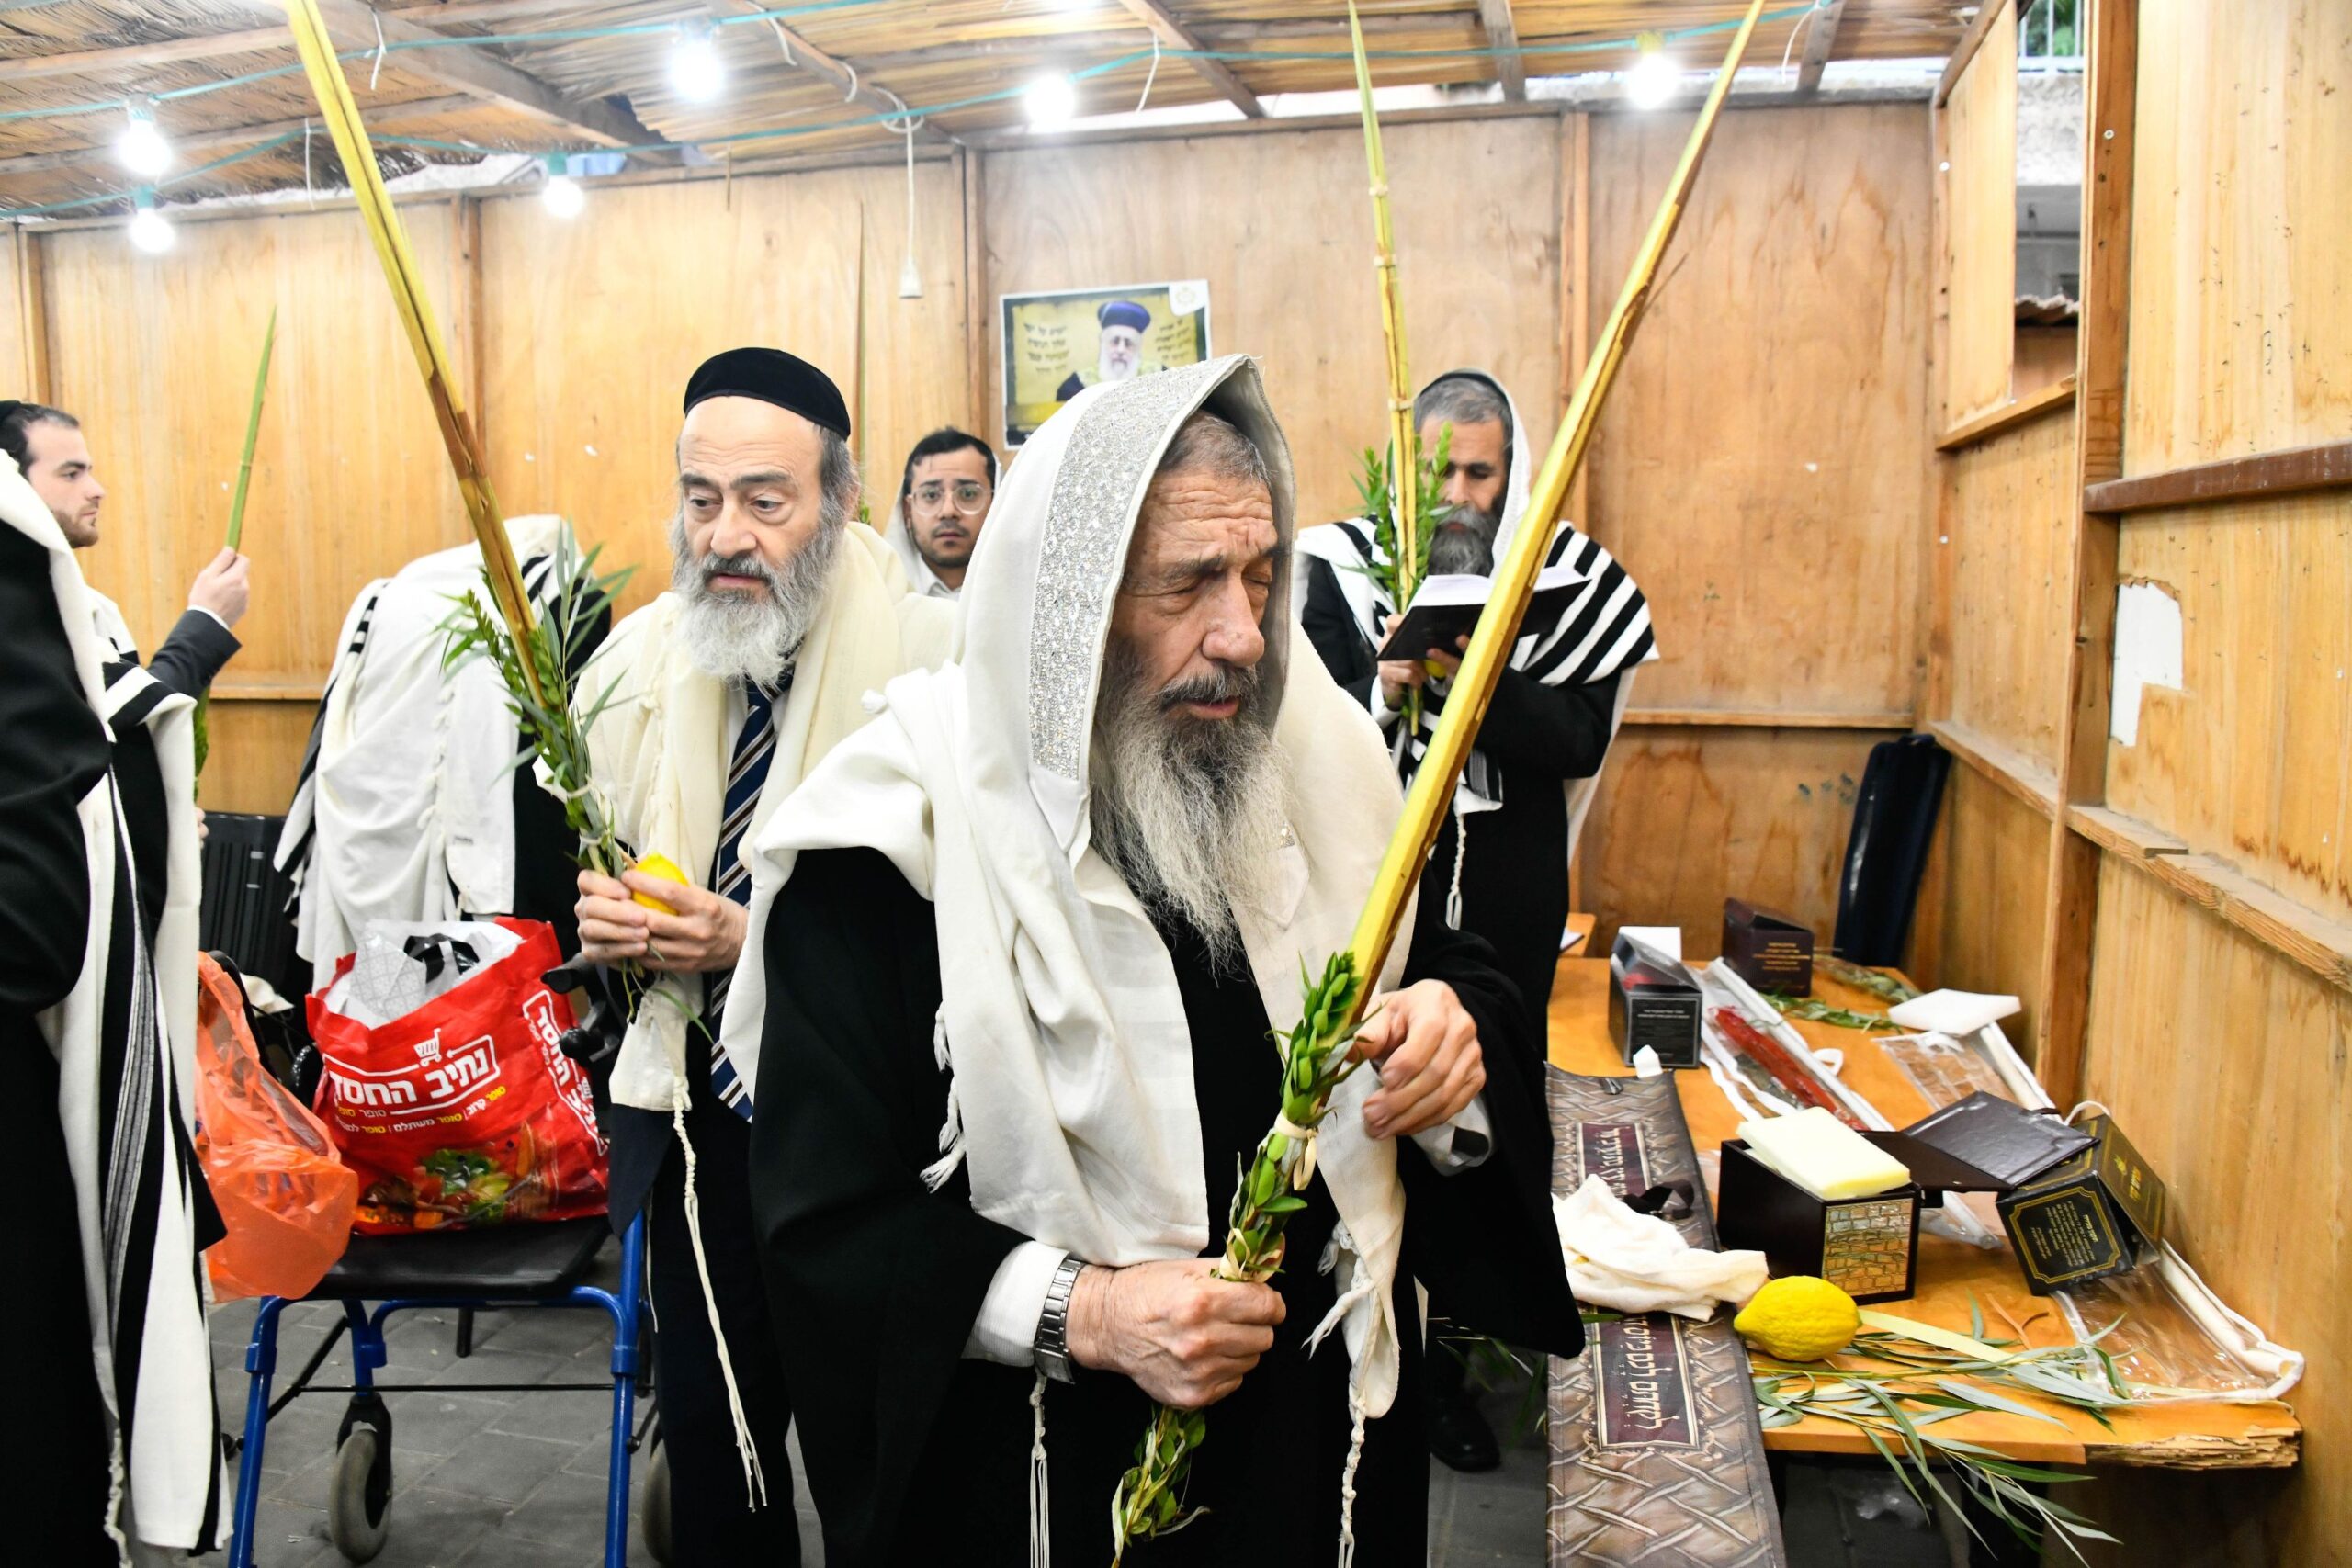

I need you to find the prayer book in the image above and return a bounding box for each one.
[1375,564,1586,660]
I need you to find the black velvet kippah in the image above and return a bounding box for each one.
[682,346,852,438]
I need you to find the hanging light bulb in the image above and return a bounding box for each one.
[542,153,584,219]
[1024,73,1079,130]
[116,104,173,178]
[1625,32,1679,109]
[128,191,175,254]
[670,23,727,103]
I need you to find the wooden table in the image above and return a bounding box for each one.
[1544,954,2301,1469]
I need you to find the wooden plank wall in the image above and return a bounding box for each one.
[29,104,1933,965]
[42,203,472,817]
[1924,1,2352,1558]
[1939,0,2017,427]
[1583,103,1933,953]
[979,115,1565,530]
[478,158,974,619]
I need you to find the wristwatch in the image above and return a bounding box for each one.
[1034,1254,1089,1384]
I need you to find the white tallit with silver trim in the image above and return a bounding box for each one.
[1295,369,1656,860]
[725,355,1417,1422]
[2,457,223,1562]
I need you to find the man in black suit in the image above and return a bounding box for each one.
[3,400,249,697]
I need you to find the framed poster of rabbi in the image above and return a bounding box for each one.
[1001,279,1212,445]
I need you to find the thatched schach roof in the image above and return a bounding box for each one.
[0,0,1968,216]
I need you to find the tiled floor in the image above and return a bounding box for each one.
[198,1246,1549,1567]
[200,1274,1952,1568]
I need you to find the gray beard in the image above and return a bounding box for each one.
[667,511,843,682]
[1425,500,1501,577]
[1088,639,1289,972]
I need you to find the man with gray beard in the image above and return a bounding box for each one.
[723,357,1577,1565]
[568,347,949,1564]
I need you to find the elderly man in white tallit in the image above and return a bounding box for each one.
[1,456,222,1561]
[567,346,948,1566]
[724,356,1577,1565]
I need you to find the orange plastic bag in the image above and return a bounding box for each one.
[194,953,359,1300]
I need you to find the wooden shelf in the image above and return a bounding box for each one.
[2083,437,2352,513]
[1927,717,2059,818]
[1935,376,2078,452]
[2065,806,2352,995]
[1625,708,1915,729]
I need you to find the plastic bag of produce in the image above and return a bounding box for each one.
[308,918,605,1234]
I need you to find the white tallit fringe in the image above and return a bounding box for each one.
[921,1005,967,1192]
[1337,1377,1368,1568]
[668,1089,768,1510]
[1027,1369,1050,1568]
[1443,795,1470,931]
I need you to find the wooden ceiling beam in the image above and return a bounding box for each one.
[303,0,673,154]
[0,94,481,177]
[1111,0,1267,118]
[709,0,955,145]
[0,2,637,85]
[1476,0,1526,101]
[1795,0,1846,92]
[0,25,287,83]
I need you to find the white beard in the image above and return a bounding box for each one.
[668,512,842,682]
[1099,349,1140,385]
[1088,640,1289,970]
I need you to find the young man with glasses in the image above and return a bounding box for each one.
[888,426,998,598]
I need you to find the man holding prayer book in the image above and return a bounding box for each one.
[724,357,1576,1563]
[1297,368,1656,1471]
[1297,370,1657,1024]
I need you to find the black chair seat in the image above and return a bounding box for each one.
[306,1216,611,1300]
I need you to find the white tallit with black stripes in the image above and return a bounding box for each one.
[3,460,224,1561]
[275,516,576,988]
[1295,370,1657,852]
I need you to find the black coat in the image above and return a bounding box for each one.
[1297,554,1619,1021]
[747,846,1578,1566]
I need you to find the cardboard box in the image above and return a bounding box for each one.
[1996,1115,2167,1294]
[1722,898,1814,995]
[1608,934,1702,1068]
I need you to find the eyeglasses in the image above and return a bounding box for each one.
[910,479,990,515]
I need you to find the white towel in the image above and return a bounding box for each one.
[1887,988,2022,1036]
[1554,1175,1770,1320]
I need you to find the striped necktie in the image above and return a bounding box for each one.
[705,671,786,1116]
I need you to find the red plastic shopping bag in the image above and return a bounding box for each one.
[194,953,360,1300]
[308,918,607,1235]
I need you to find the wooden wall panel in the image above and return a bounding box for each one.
[1586,104,1932,719]
[43,204,469,814]
[980,115,1562,530]
[479,162,972,620]
[2124,0,2352,472]
[1924,762,2052,1053]
[1941,406,2076,768]
[1587,727,1883,956]
[2105,494,2352,921]
[3,227,40,396]
[2069,860,2352,1565]
[1939,10,2017,427]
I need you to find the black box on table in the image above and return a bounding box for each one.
[1714,1117,2030,1304]
[1996,1114,2167,1294]
[1715,1139,1923,1304]
[1721,897,1814,995]
[1608,934,1702,1068]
